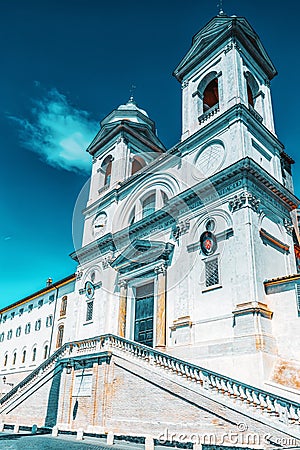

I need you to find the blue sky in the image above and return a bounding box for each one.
[0,0,299,308]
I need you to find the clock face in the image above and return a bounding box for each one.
[93,212,107,237]
[196,143,225,178]
[85,281,95,299]
[200,231,217,256]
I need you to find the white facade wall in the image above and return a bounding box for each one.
[0,276,75,395]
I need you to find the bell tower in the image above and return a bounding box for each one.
[81,97,165,247]
[174,13,277,137]
[173,13,295,190]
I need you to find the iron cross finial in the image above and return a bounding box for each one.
[218,0,224,15]
[129,84,136,101]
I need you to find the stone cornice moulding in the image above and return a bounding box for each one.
[259,228,290,253]
[233,301,273,320]
[86,107,289,218]
[170,315,192,331]
[177,103,285,159]
[73,159,299,265]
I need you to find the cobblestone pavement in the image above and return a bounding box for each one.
[0,433,146,450]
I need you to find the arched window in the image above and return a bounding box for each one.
[56,325,64,349]
[12,352,17,365]
[131,156,146,175]
[16,326,21,337]
[60,296,67,317]
[0,332,4,342]
[46,315,53,327]
[101,155,113,187]
[35,319,41,331]
[203,78,219,112]
[22,350,26,364]
[142,193,156,218]
[162,191,168,206]
[247,82,254,107]
[245,72,259,109]
[43,345,49,360]
[4,354,7,367]
[32,347,37,362]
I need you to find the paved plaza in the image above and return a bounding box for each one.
[0,433,147,450]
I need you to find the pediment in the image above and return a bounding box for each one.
[111,239,174,272]
[87,121,166,156]
[174,16,277,82]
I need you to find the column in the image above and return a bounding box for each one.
[154,263,167,350]
[118,280,128,337]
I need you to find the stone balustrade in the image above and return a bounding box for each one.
[198,104,220,124]
[99,334,300,427]
[1,333,300,428]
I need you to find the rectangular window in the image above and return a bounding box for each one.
[46,315,53,327]
[28,305,33,313]
[205,258,219,287]
[49,294,55,303]
[19,308,24,316]
[38,299,43,308]
[86,301,93,322]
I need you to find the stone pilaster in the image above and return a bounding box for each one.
[154,263,167,349]
[118,280,128,338]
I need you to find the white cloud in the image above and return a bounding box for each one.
[10,88,98,173]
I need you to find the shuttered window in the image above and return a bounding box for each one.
[86,301,93,322]
[205,258,219,287]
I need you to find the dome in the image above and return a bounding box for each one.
[100,96,153,129]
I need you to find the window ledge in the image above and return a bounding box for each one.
[83,320,93,326]
[202,284,222,293]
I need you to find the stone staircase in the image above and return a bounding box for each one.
[1,334,300,441]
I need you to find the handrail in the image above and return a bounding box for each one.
[1,333,300,426]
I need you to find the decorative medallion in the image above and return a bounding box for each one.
[200,231,217,256]
[85,281,95,299]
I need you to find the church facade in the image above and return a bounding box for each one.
[1,12,300,448]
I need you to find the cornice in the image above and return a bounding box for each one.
[74,157,299,266]
[178,103,285,157]
[70,233,116,264]
[233,301,273,319]
[264,274,300,287]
